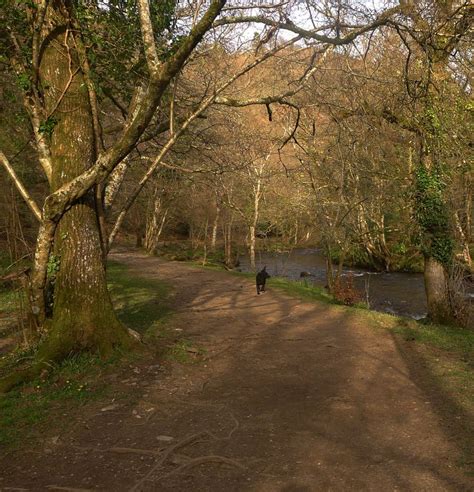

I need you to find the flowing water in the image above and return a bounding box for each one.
[239,248,428,319]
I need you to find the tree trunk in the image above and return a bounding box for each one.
[211,204,220,251]
[145,191,161,254]
[325,243,335,292]
[224,222,233,267]
[454,211,472,268]
[135,229,143,248]
[190,223,196,250]
[37,2,128,359]
[249,225,256,270]
[424,256,451,324]
[404,6,468,324]
[145,193,168,256]
[250,172,262,270]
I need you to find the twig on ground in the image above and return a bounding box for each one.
[108,447,162,456]
[47,487,92,492]
[161,455,246,479]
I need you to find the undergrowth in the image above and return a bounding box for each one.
[0,353,108,447]
[0,261,176,448]
[0,289,20,314]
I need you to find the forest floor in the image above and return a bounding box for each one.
[0,249,473,491]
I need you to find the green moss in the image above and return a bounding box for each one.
[415,164,453,265]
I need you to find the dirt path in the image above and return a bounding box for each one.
[1,251,472,491]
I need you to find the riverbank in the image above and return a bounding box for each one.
[154,241,474,322]
[1,250,473,490]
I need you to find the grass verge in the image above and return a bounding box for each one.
[0,260,174,449]
[348,308,474,475]
[107,261,172,339]
[0,353,109,448]
[268,276,335,304]
[108,262,201,362]
[397,319,474,476]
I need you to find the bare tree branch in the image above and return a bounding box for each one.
[108,34,304,248]
[0,151,42,221]
[214,6,401,45]
[36,0,228,227]
[137,0,161,76]
[6,27,53,182]
[215,46,332,108]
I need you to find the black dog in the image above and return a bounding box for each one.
[256,266,270,295]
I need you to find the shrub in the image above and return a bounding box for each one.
[333,274,363,306]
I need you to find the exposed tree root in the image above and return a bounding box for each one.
[0,364,44,394]
[128,414,243,492]
[129,432,209,492]
[108,447,162,456]
[0,340,72,394]
[161,455,246,479]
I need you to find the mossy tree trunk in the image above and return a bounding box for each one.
[37,0,128,358]
[415,75,456,324]
[423,256,451,323]
[398,0,474,326]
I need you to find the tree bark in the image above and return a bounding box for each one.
[424,256,451,324]
[249,225,256,270]
[37,2,128,357]
[211,203,220,251]
[224,222,233,267]
[249,168,263,270]
[454,211,472,268]
[144,188,168,255]
[104,158,130,210]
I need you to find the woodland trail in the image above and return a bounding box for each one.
[1,250,473,491]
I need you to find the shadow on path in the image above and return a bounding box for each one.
[0,250,472,492]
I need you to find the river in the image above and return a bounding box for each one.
[239,248,429,319]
